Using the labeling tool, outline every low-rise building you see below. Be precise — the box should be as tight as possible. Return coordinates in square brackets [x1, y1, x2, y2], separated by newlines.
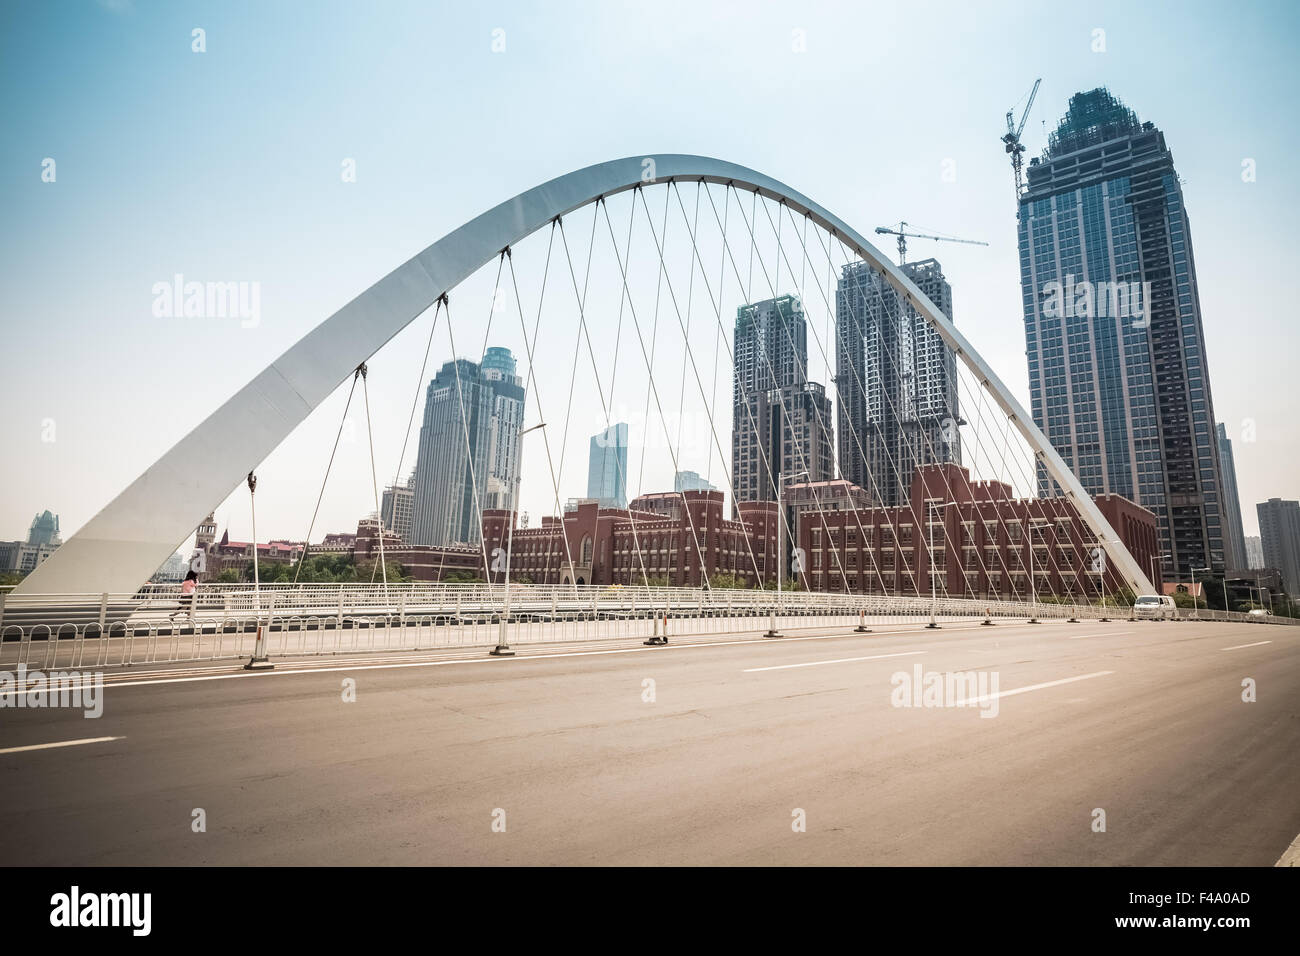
[0, 510, 64, 577]
[793, 463, 1161, 600]
[481, 491, 779, 588]
[201, 530, 307, 579]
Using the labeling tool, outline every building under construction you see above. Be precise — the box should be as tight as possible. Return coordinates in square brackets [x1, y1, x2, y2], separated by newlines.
[835, 258, 961, 509]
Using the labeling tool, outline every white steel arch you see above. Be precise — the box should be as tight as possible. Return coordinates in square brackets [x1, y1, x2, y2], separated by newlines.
[17, 155, 1156, 596]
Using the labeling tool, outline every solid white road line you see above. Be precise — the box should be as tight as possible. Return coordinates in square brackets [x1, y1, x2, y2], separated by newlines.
[1222, 641, 1272, 650]
[742, 651, 926, 673]
[0, 736, 122, 756]
[962, 670, 1114, 706]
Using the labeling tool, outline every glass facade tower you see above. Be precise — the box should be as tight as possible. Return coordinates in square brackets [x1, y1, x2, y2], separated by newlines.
[410, 351, 525, 547]
[587, 423, 628, 509]
[1019, 88, 1227, 576]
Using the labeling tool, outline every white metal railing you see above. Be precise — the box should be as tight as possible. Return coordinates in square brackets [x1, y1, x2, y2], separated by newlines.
[1, 582, 1294, 670]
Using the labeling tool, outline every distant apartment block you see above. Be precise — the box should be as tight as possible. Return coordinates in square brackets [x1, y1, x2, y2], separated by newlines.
[1244, 535, 1264, 570]
[1256, 498, 1300, 594]
[381, 479, 415, 543]
[1215, 423, 1248, 569]
[732, 295, 834, 505]
[836, 258, 960, 508]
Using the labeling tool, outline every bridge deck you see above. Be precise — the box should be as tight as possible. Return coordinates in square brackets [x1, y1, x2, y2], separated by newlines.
[1, 618, 1295, 866]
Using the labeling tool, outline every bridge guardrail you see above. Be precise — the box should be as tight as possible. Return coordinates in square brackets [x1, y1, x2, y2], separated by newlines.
[1, 583, 1293, 669]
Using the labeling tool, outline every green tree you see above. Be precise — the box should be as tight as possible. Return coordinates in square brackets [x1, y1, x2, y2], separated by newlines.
[234, 553, 412, 584]
[706, 572, 748, 590]
[443, 570, 484, 583]
[1102, 587, 1136, 608]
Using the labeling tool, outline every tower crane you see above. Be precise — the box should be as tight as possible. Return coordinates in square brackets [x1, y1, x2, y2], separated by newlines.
[1003, 78, 1042, 202]
[874, 222, 989, 264]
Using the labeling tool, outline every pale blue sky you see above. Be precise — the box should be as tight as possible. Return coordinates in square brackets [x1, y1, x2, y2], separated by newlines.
[2, 0, 1297, 550]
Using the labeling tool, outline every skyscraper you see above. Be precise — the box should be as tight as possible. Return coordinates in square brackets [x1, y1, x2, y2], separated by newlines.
[835, 258, 960, 507]
[0, 510, 63, 576]
[587, 423, 628, 508]
[1216, 423, 1248, 569]
[27, 510, 61, 547]
[674, 470, 717, 493]
[1019, 88, 1227, 576]
[732, 295, 833, 504]
[381, 479, 415, 543]
[1256, 498, 1300, 595]
[410, 351, 525, 547]
[480, 347, 526, 513]
[1244, 535, 1264, 570]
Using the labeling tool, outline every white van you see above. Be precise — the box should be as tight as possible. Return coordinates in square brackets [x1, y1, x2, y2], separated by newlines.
[1133, 594, 1176, 620]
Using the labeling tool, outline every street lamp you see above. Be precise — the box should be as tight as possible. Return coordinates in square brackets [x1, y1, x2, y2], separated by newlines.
[1261, 582, 1274, 615]
[1247, 583, 1263, 613]
[1189, 566, 1210, 620]
[765, 468, 808, 639]
[491, 422, 546, 658]
[244, 470, 273, 671]
[1148, 553, 1163, 594]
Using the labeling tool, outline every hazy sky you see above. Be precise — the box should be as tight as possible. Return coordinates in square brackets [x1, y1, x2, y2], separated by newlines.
[2, 0, 1297, 554]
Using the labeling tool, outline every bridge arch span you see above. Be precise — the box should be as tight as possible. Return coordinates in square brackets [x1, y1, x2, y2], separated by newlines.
[16, 155, 1155, 596]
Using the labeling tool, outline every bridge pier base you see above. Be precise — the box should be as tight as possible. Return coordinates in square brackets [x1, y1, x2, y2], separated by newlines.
[244, 625, 274, 671]
[644, 612, 668, 646]
[763, 607, 782, 639]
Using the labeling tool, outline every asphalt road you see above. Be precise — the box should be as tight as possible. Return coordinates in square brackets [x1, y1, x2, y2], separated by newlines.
[1, 619, 1296, 865]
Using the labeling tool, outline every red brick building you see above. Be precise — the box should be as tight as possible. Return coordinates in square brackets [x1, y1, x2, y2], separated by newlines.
[353, 519, 483, 581]
[794, 462, 1161, 600]
[199, 530, 306, 579]
[480, 490, 779, 587]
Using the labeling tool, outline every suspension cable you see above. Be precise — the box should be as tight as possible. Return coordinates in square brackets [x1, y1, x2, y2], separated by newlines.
[293, 371, 361, 584]
[369, 295, 443, 585]
[556, 203, 653, 587]
[444, 293, 493, 582]
[602, 189, 712, 588]
[505, 225, 581, 588]
[358, 363, 389, 600]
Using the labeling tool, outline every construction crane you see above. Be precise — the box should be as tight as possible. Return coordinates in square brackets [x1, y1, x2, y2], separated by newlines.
[874, 222, 989, 264]
[1003, 78, 1042, 201]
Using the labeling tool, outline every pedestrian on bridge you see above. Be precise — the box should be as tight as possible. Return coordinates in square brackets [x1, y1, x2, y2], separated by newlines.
[170, 570, 199, 624]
